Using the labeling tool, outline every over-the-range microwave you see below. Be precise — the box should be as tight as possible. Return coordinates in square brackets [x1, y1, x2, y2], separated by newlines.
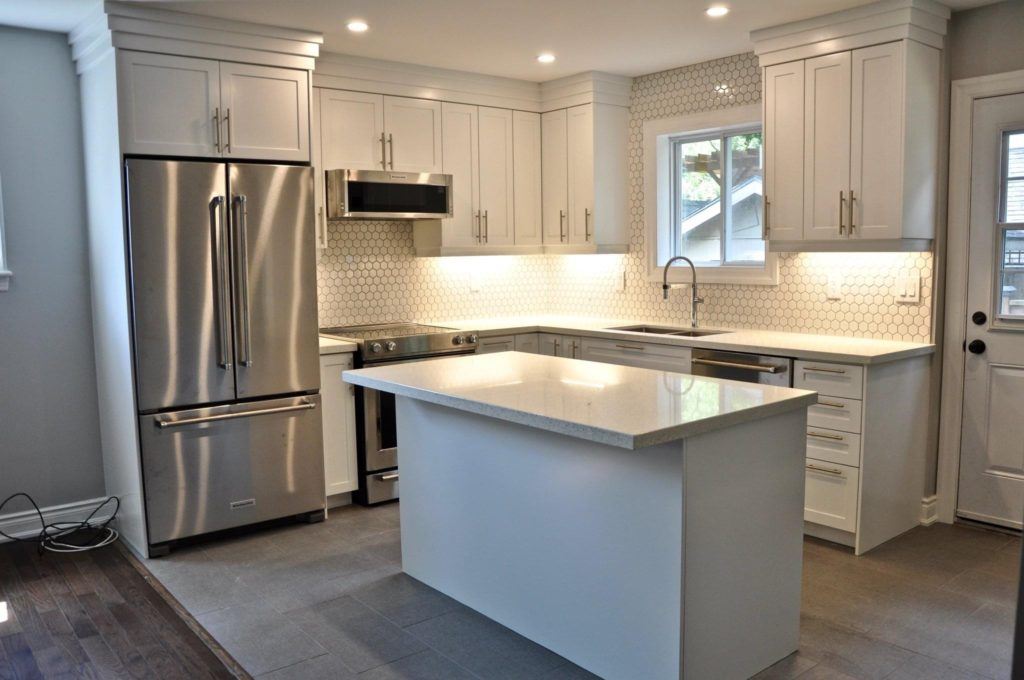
[325, 169, 453, 220]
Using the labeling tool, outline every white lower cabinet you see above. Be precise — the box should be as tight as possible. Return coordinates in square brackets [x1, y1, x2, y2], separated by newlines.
[514, 333, 539, 353]
[804, 461, 859, 533]
[320, 352, 358, 498]
[579, 337, 691, 373]
[539, 333, 582, 359]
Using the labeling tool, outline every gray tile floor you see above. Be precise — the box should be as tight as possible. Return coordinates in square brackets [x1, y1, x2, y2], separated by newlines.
[141, 504, 1020, 679]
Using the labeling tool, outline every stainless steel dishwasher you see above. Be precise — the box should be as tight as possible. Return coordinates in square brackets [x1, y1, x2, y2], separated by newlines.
[690, 348, 793, 386]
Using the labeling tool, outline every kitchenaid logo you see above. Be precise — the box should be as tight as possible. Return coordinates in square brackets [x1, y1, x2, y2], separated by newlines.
[230, 498, 256, 510]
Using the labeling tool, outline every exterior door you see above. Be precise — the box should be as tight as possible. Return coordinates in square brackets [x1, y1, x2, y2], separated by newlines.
[383, 96, 443, 173]
[219, 63, 309, 162]
[957, 92, 1024, 529]
[478, 107, 515, 246]
[228, 164, 320, 399]
[126, 159, 235, 412]
[803, 52, 851, 241]
[441, 102, 480, 246]
[321, 89, 385, 171]
[763, 60, 805, 242]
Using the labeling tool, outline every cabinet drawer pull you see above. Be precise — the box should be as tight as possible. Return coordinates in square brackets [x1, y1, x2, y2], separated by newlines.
[692, 357, 782, 373]
[376, 473, 399, 482]
[482, 341, 509, 346]
[816, 399, 847, 409]
[804, 366, 846, 374]
[808, 431, 845, 441]
[615, 344, 645, 351]
[806, 463, 845, 477]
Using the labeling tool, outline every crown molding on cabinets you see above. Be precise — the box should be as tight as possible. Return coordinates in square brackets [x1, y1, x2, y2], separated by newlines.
[313, 53, 632, 113]
[69, 1, 323, 74]
[750, 0, 950, 67]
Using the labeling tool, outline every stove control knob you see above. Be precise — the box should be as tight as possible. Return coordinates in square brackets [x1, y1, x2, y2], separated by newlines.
[369, 342, 383, 353]
[452, 335, 465, 345]
[467, 334, 479, 344]
[385, 341, 397, 352]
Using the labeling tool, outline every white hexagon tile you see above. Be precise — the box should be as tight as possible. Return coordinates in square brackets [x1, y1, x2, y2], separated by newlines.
[317, 52, 933, 343]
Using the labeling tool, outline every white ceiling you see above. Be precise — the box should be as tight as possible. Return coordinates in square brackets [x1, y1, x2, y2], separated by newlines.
[0, 0, 1002, 81]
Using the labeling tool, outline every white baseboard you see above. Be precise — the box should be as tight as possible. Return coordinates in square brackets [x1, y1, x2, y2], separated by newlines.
[920, 495, 939, 526]
[0, 496, 116, 543]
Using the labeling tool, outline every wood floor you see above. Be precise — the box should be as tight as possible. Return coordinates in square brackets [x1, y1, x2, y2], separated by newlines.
[0, 540, 236, 679]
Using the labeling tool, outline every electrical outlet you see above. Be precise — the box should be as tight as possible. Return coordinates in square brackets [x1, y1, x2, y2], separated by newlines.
[827, 272, 843, 300]
[895, 274, 920, 303]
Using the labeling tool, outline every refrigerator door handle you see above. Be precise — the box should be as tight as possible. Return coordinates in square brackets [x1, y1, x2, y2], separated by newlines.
[232, 194, 253, 367]
[211, 195, 232, 369]
[155, 399, 317, 429]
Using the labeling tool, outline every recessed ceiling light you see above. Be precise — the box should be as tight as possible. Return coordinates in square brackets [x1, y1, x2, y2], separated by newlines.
[537, 53, 556, 64]
[347, 20, 369, 33]
[705, 6, 729, 17]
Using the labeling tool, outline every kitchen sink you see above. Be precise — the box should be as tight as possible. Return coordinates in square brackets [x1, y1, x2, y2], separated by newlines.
[608, 325, 729, 337]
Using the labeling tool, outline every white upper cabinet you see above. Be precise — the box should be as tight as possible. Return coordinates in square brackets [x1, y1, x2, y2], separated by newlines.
[383, 96, 443, 173]
[567, 104, 595, 245]
[541, 109, 569, 245]
[803, 52, 852, 242]
[763, 61, 804, 242]
[440, 102, 480, 247]
[320, 90, 385, 171]
[117, 52, 221, 157]
[219, 62, 309, 162]
[117, 51, 310, 162]
[478, 107, 515, 246]
[513, 111, 542, 246]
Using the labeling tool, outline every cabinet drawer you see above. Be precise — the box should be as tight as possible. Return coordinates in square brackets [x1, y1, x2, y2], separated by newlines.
[806, 428, 862, 467]
[807, 395, 862, 434]
[795, 361, 864, 399]
[805, 460, 859, 533]
[477, 335, 515, 354]
[580, 337, 691, 373]
[514, 333, 539, 353]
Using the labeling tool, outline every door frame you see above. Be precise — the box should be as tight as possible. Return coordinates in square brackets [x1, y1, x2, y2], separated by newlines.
[937, 68, 1024, 524]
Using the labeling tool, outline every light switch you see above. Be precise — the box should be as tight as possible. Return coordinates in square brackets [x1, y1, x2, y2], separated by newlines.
[895, 275, 920, 304]
[827, 272, 843, 300]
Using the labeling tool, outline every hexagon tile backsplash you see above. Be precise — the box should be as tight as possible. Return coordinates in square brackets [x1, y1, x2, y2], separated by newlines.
[316, 52, 934, 344]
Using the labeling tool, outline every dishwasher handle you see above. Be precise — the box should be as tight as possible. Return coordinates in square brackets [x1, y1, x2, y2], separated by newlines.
[691, 357, 783, 374]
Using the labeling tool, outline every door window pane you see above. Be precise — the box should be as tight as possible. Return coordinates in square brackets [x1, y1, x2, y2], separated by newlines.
[1000, 229, 1024, 318]
[725, 133, 765, 263]
[676, 137, 722, 264]
[1002, 131, 1024, 223]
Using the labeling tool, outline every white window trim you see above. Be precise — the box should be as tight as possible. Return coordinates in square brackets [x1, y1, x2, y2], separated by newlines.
[0, 176, 9, 291]
[643, 103, 778, 286]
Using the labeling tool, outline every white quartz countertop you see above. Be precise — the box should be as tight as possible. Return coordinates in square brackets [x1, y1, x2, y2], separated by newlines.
[432, 316, 934, 365]
[343, 352, 817, 450]
[319, 335, 358, 355]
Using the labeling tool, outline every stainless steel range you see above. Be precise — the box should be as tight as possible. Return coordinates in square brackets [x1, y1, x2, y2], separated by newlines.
[320, 323, 479, 504]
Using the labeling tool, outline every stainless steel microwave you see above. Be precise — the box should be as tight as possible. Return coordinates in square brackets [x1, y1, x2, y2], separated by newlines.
[325, 169, 453, 220]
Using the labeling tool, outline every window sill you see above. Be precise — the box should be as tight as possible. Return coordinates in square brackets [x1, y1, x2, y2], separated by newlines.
[0, 270, 10, 291]
[649, 260, 778, 286]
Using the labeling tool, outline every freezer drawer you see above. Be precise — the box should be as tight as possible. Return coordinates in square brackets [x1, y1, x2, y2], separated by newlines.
[139, 395, 325, 545]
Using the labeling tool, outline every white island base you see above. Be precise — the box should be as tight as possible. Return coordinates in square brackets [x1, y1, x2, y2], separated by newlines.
[396, 397, 806, 680]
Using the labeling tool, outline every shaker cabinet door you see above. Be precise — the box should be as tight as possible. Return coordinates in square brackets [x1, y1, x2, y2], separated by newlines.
[219, 63, 310, 162]
[478, 107, 515, 246]
[441, 102, 481, 246]
[384, 96, 443, 173]
[803, 52, 852, 241]
[321, 89, 385, 171]
[763, 61, 805, 242]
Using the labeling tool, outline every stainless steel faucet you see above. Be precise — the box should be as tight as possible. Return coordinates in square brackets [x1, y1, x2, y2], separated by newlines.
[662, 256, 704, 328]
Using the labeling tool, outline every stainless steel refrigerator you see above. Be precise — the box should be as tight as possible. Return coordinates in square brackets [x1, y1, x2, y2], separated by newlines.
[125, 159, 325, 554]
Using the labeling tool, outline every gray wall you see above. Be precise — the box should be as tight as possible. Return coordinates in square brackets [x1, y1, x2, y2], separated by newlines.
[949, 0, 1024, 81]
[0, 26, 104, 510]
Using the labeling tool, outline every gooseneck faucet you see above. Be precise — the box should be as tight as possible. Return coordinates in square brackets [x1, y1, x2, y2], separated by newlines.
[662, 256, 704, 328]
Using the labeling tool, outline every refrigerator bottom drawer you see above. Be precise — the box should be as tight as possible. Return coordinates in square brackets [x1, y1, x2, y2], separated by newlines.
[139, 395, 326, 545]
[364, 470, 400, 504]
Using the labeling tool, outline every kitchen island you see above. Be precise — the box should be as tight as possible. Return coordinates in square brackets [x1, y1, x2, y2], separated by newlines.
[344, 352, 818, 680]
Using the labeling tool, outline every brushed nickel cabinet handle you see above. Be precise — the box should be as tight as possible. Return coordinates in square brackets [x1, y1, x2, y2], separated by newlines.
[379, 133, 387, 168]
[806, 463, 845, 477]
[838, 190, 845, 235]
[816, 399, 847, 409]
[849, 189, 856, 234]
[559, 209, 566, 242]
[377, 473, 399, 482]
[213, 107, 221, 153]
[804, 366, 847, 375]
[483, 210, 489, 243]
[692, 357, 781, 373]
[584, 208, 592, 241]
[807, 431, 845, 441]
[615, 343, 646, 351]
[224, 108, 232, 153]
[387, 133, 394, 169]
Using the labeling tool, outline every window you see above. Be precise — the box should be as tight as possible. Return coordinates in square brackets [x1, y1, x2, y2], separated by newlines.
[998, 131, 1024, 319]
[643, 104, 777, 285]
[671, 129, 764, 266]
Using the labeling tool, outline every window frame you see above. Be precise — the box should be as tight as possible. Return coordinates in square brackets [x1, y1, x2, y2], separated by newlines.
[995, 128, 1024, 324]
[0, 176, 9, 291]
[643, 104, 778, 286]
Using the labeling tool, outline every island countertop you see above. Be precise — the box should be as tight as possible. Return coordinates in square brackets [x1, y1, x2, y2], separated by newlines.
[343, 352, 817, 449]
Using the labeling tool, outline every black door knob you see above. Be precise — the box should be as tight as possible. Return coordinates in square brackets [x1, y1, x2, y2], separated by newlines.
[972, 311, 987, 325]
[968, 339, 986, 354]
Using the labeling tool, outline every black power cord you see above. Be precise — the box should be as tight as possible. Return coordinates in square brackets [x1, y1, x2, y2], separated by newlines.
[0, 493, 120, 553]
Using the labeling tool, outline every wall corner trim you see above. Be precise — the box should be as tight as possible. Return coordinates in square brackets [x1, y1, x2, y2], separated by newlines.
[920, 495, 939, 525]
